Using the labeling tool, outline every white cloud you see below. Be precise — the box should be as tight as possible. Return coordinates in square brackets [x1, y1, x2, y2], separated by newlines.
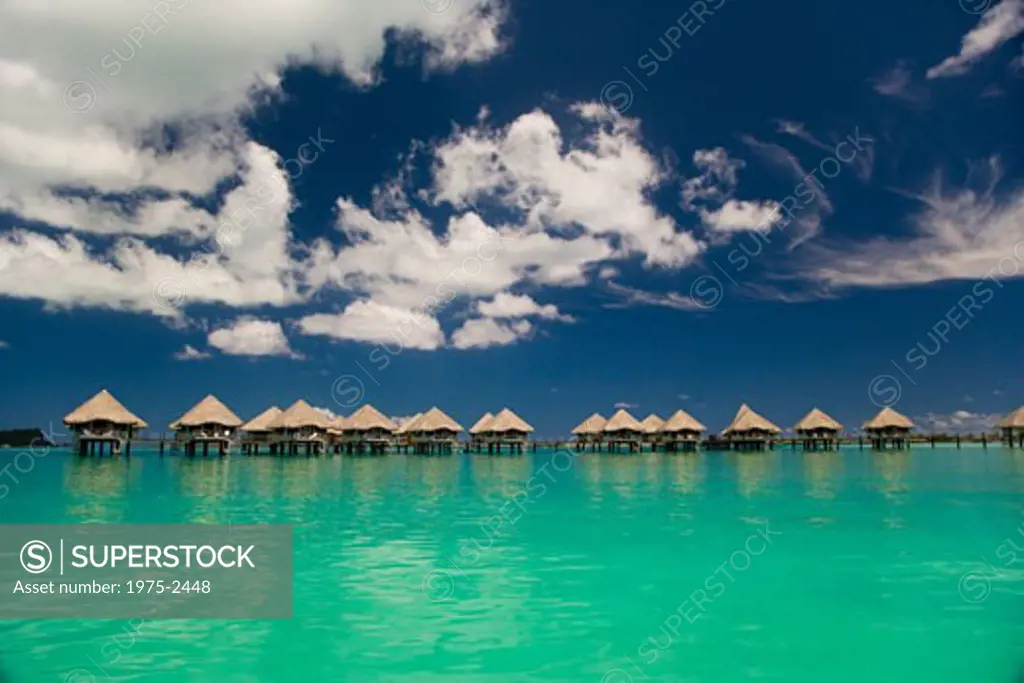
[701, 199, 780, 233]
[297, 300, 445, 351]
[927, 0, 1024, 78]
[476, 292, 573, 321]
[681, 147, 745, 206]
[0, 0, 508, 324]
[430, 103, 703, 268]
[0, 141, 300, 315]
[0, 0, 506, 193]
[614, 401, 637, 409]
[680, 147, 783, 235]
[172, 344, 210, 360]
[207, 317, 297, 357]
[0, 340, 8, 349]
[809, 157, 1024, 288]
[451, 317, 533, 349]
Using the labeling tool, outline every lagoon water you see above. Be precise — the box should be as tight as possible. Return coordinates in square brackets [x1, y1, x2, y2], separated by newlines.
[0, 445, 1022, 682]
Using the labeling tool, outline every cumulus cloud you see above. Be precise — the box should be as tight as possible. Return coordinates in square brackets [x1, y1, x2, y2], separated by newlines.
[207, 317, 297, 358]
[0, 0, 508, 321]
[475, 292, 573, 321]
[680, 147, 782, 235]
[701, 199, 780, 233]
[0, 141, 300, 315]
[297, 300, 445, 351]
[927, 0, 1024, 78]
[430, 103, 703, 268]
[451, 317, 533, 349]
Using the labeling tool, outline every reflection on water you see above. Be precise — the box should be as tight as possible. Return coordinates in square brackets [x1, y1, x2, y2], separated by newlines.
[667, 453, 704, 494]
[803, 452, 842, 500]
[62, 458, 137, 523]
[730, 452, 778, 497]
[3, 446, 1024, 683]
[871, 451, 912, 499]
[469, 453, 531, 500]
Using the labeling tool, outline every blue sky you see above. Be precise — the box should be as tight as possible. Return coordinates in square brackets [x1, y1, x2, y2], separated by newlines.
[0, 0, 1021, 438]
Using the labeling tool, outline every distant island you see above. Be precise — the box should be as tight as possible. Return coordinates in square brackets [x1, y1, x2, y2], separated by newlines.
[0, 428, 57, 449]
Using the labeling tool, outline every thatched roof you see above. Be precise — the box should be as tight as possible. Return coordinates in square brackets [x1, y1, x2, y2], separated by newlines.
[793, 407, 842, 433]
[723, 403, 781, 435]
[241, 407, 282, 432]
[604, 409, 644, 432]
[411, 407, 462, 432]
[395, 413, 422, 434]
[346, 404, 398, 432]
[998, 406, 1024, 428]
[571, 413, 606, 435]
[863, 407, 914, 430]
[267, 400, 332, 430]
[489, 408, 534, 433]
[469, 412, 495, 434]
[64, 389, 148, 428]
[174, 395, 242, 428]
[640, 414, 665, 433]
[661, 409, 706, 433]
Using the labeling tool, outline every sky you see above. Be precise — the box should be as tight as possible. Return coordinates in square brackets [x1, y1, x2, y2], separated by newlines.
[0, 0, 1022, 438]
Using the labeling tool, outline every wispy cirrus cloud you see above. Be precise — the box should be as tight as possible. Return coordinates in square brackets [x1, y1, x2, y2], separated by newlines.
[927, 0, 1024, 78]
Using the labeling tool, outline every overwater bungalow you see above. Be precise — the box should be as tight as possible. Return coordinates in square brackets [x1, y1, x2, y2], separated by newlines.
[571, 413, 607, 451]
[239, 406, 282, 455]
[267, 400, 332, 456]
[328, 414, 349, 453]
[722, 404, 781, 451]
[339, 404, 397, 455]
[863, 406, 914, 450]
[171, 395, 242, 457]
[393, 412, 422, 453]
[660, 409, 706, 452]
[407, 407, 463, 454]
[640, 414, 665, 451]
[603, 409, 645, 453]
[999, 406, 1024, 447]
[469, 412, 495, 452]
[63, 389, 147, 457]
[481, 408, 534, 454]
[793, 408, 843, 451]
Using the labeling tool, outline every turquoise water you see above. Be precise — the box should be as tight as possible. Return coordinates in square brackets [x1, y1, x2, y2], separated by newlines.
[1, 445, 1023, 682]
